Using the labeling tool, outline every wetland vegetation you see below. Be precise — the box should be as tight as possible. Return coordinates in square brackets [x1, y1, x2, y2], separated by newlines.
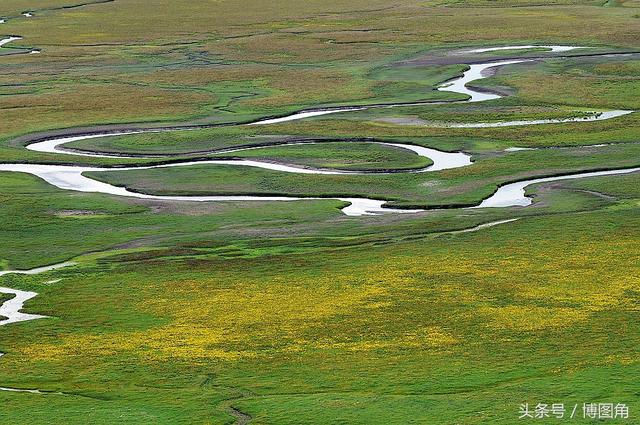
[1, 0, 639, 423]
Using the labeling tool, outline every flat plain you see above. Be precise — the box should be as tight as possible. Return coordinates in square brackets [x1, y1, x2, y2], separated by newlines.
[1, 0, 639, 423]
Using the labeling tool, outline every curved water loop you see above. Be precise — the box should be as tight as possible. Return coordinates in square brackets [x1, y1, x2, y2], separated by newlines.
[466, 45, 586, 54]
[0, 35, 40, 55]
[476, 167, 640, 208]
[438, 59, 529, 102]
[430, 110, 633, 128]
[0, 36, 22, 47]
[27, 136, 472, 173]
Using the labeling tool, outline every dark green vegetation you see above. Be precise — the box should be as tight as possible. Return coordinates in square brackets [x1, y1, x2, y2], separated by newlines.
[1, 0, 640, 424]
[0, 293, 13, 321]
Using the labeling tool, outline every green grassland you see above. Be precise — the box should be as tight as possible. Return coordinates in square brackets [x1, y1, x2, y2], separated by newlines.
[1, 0, 640, 423]
[1, 0, 640, 140]
[0, 173, 639, 424]
[60, 138, 433, 171]
[210, 142, 433, 171]
[0, 294, 12, 304]
[16, 55, 638, 169]
[564, 172, 640, 198]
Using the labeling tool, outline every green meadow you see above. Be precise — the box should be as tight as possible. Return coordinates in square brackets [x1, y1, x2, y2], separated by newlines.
[1, 0, 640, 423]
[1, 172, 639, 424]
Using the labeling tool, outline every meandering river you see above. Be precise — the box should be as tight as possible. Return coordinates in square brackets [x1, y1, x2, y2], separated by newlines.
[2, 13, 640, 404]
[1, 30, 639, 376]
[1, 44, 632, 216]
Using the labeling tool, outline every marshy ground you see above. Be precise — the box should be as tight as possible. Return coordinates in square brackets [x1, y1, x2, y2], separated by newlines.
[1, 0, 640, 423]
